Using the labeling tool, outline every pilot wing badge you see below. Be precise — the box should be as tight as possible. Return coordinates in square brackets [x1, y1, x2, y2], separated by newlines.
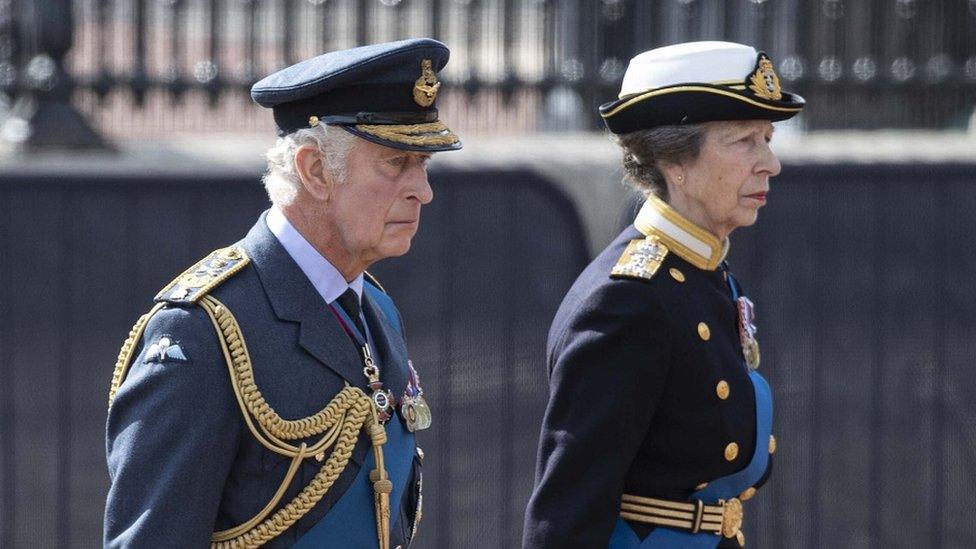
[144, 336, 189, 364]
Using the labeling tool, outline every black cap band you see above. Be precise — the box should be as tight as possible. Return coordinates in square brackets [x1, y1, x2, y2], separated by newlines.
[321, 110, 440, 126]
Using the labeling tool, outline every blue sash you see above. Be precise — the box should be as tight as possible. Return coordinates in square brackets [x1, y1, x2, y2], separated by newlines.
[609, 371, 773, 549]
[292, 416, 415, 548]
[364, 283, 403, 335]
[293, 281, 414, 547]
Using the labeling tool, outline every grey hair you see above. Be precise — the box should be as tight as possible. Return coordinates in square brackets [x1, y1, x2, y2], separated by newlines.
[616, 124, 707, 201]
[261, 124, 358, 206]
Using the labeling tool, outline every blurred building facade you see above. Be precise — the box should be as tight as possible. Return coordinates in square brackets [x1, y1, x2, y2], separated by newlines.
[0, 0, 974, 145]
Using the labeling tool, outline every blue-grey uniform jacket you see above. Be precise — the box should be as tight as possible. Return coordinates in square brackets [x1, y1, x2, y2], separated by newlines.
[104, 213, 422, 548]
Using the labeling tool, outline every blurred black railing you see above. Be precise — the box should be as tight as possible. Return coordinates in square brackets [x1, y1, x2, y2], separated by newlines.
[0, 0, 974, 145]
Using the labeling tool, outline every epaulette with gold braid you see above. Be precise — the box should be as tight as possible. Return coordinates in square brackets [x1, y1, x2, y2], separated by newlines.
[610, 235, 669, 281]
[155, 245, 250, 303]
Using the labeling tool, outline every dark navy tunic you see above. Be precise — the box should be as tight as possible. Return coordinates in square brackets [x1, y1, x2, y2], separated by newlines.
[523, 198, 773, 549]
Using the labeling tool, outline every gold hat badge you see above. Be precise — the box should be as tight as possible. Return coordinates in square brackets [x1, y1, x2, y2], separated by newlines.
[748, 54, 783, 101]
[413, 59, 441, 107]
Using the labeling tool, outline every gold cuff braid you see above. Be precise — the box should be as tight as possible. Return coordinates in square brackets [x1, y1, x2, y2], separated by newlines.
[108, 296, 390, 549]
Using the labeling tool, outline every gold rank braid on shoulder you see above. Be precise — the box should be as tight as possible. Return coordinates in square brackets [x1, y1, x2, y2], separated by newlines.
[155, 245, 251, 304]
[355, 121, 459, 147]
[610, 235, 670, 281]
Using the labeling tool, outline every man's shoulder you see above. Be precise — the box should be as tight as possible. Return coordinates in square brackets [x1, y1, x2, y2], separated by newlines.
[154, 245, 252, 305]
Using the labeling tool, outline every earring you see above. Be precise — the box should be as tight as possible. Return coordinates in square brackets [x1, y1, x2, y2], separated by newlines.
[676, 174, 684, 182]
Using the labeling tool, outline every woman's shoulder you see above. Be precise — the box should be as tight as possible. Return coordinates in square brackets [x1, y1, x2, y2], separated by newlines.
[546, 226, 683, 369]
[568, 226, 680, 305]
[549, 227, 683, 337]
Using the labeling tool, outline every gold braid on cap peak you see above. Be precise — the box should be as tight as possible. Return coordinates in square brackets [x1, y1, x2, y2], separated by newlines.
[356, 121, 459, 147]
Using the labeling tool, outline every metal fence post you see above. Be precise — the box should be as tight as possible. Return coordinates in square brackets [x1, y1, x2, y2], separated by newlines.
[3, 0, 110, 151]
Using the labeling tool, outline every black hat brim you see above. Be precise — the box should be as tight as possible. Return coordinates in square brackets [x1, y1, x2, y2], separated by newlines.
[600, 84, 805, 134]
[339, 123, 463, 153]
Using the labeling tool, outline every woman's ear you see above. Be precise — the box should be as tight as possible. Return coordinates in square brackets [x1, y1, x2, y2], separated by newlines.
[659, 162, 686, 187]
[295, 145, 332, 201]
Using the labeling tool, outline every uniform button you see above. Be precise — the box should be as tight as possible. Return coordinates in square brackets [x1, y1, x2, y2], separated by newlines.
[716, 380, 730, 400]
[739, 487, 757, 501]
[769, 435, 777, 454]
[695, 482, 708, 490]
[698, 322, 711, 341]
[416, 447, 425, 460]
[669, 268, 685, 282]
[724, 442, 739, 461]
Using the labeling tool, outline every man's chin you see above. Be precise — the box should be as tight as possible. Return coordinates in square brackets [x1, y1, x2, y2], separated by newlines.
[377, 238, 414, 260]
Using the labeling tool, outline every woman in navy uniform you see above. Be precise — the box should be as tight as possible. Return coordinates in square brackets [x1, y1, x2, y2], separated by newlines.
[523, 42, 805, 548]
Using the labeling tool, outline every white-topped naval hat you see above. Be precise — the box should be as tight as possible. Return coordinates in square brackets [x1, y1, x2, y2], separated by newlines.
[600, 41, 805, 134]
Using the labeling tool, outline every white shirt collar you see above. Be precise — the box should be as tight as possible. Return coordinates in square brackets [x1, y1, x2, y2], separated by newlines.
[266, 206, 363, 304]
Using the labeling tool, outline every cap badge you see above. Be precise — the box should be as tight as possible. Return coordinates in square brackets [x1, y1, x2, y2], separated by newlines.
[748, 54, 782, 101]
[413, 59, 441, 107]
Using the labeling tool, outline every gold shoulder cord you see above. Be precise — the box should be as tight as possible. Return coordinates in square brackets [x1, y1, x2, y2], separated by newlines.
[108, 302, 167, 406]
[108, 264, 392, 549]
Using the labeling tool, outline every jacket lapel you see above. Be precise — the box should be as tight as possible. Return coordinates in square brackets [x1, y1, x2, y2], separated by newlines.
[240, 212, 366, 388]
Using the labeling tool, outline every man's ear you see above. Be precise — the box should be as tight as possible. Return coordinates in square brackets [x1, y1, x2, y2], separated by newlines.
[295, 145, 332, 201]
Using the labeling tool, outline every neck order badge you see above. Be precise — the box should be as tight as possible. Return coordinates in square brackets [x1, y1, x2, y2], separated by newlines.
[330, 291, 396, 423]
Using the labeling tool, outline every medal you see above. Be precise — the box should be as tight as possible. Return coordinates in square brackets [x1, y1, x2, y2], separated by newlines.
[402, 395, 432, 432]
[401, 359, 432, 432]
[362, 345, 394, 422]
[736, 296, 761, 370]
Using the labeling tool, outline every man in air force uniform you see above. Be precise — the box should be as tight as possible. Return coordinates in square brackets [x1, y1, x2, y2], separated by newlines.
[105, 38, 460, 548]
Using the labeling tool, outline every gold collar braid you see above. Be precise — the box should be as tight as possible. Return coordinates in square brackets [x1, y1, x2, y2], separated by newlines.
[633, 196, 729, 271]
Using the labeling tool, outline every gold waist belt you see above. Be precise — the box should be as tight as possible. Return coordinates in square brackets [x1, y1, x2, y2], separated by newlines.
[619, 493, 745, 541]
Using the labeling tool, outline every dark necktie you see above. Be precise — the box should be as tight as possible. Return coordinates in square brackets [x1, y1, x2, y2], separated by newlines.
[336, 288, 367, 338]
